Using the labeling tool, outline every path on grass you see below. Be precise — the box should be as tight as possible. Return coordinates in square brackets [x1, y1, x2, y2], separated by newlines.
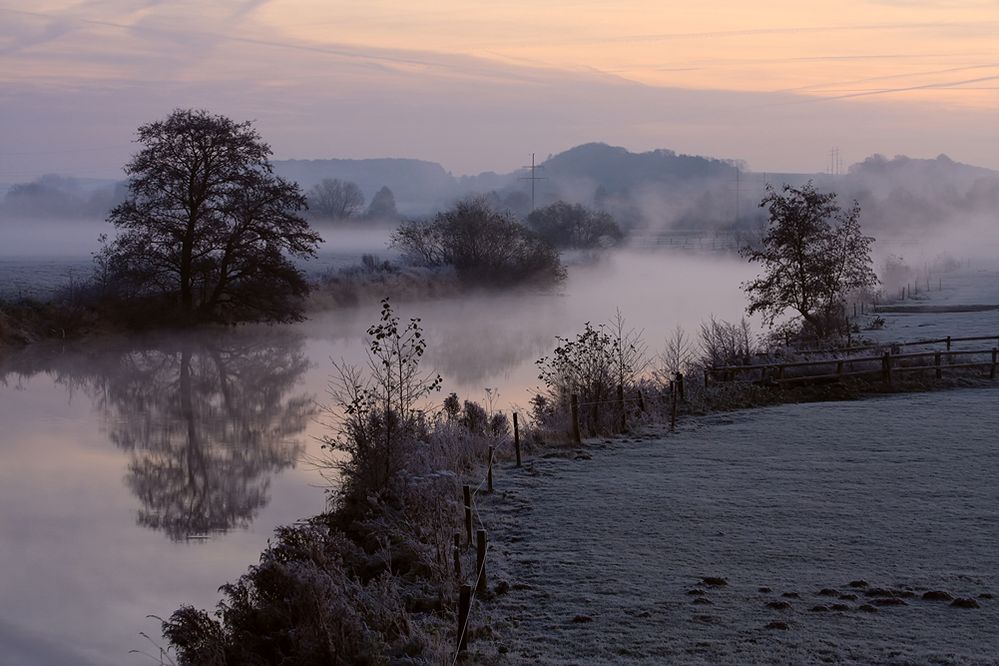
[483, 389, 999, 665]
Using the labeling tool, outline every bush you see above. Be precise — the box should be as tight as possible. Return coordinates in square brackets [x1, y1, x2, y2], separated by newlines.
[526, 201, 623, 249]
[698, 316, 756, 368]
[392, 197, 565, 286]
[162, 303, 517, 664]
[534, 314, 647, 436]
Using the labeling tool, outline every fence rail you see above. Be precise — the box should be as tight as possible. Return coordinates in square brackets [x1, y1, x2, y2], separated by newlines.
[784, 334, 999, 357]
[706, 337, 999, 387]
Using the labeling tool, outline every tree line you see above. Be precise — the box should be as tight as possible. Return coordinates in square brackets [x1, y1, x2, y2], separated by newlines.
[41, 108, 876, 348]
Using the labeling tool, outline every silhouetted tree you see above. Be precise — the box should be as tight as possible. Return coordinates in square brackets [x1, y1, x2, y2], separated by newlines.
[391, 197, 565, 285]
[527, 200, 623, 248]
[101, 109, 321, 323]
[741, 182, 877, 339]
[365, 185, 398, 220]
[308, 178, 365, 220]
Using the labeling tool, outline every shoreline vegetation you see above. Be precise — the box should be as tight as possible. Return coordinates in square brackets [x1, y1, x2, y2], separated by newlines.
[155, 299, 997, 664]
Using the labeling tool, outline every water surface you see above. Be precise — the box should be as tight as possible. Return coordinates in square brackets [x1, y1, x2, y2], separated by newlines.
[0, 248, 754, 664]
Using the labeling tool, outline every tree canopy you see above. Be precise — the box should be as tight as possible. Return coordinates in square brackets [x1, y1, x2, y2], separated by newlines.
[527, 200, 623, 249]
[742, 182, 877, 339]
[391, 197, 565, 285]
[365, 185, 399, 221]
[100, 109, 321, 323]
[308, 178, 365, 220]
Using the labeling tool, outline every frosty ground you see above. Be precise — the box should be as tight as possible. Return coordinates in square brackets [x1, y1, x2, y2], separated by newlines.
[478, 268, 999, 665]
[482, 391, 998, 664]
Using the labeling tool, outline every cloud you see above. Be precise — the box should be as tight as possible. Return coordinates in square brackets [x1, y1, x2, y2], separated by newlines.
[1, 1, 997, 179]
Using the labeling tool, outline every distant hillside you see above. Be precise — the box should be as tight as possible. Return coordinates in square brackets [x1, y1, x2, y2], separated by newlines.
[7, 148, 997, 234]
[846, 154, 996, 193]
[272, 144, 743, 216]
[540, 143, 737, 190]
[839, 154, 999, 233]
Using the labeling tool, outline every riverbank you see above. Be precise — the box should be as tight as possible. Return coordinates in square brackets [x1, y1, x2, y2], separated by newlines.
[452, 265, 999, 662]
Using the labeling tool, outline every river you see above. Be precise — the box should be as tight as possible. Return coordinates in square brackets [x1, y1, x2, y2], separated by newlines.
[0, 241, 755, 665]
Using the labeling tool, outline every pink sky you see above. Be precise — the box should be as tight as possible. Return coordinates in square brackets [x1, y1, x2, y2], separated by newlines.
[1, 0, 998, 180]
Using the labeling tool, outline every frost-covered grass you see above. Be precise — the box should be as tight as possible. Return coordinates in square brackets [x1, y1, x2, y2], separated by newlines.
[861, 267, 999, 345]
[479, 389, 999, 665]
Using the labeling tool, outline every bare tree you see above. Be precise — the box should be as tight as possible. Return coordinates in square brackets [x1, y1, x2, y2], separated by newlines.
[656, 325, 694, 381]
[322, 298, 442, 498]
[308, 178, 365, 220]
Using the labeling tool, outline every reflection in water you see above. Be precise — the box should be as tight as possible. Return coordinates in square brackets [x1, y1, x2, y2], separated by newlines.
[1, 329, 314, 540]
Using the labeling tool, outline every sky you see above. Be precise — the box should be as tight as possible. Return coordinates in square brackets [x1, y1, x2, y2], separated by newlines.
[1, 0, 998, 180]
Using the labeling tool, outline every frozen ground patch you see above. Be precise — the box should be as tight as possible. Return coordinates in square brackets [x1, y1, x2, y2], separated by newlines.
[863, 268, 999, 344]
[482, 389, 999, 664]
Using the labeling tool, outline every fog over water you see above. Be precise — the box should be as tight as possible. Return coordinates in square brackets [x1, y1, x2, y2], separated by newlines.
[0, 240, 757, 665]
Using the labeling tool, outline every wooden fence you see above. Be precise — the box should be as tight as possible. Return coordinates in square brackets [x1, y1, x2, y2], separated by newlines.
[706, 337, 999, 388]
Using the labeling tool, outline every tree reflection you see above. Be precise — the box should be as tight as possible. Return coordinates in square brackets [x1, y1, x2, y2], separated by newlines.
[2, 328, 313, 540]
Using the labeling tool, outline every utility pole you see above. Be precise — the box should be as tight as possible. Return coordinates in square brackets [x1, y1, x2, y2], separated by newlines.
[520, 152, 546, 211]
[735, 166, 740, 223]
[828, 147, 843, 176]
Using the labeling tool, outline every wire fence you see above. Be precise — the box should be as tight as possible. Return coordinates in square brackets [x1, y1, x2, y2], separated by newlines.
[449, 428, 513, 664]
[446, 377, 684, 662]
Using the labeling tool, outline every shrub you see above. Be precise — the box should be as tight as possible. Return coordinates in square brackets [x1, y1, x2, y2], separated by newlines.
[535, 314, 647, 435]
[526, 201, 623, 249]
[163, 302, 521, 665]
[392, 197, 565, 286]
[698, 316, 756, 369]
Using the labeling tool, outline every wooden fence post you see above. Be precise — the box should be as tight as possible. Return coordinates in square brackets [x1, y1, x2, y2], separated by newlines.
[935, 351, 942, 379]
[946, 336, 952, 351]
[457, 584, 471, 653]
[617, 384, 626, 433]
[453, 533, 461, 578]
[513, 413, 521, 467]
[670, 387, 678, 431]
[836, 360, 844, 378]
[475, 530, 487, 595]
[487, 446, 494, 493]
[570, 394, 581, 444]
[883, 352, 893, 387]
[991, 348, 997, 380]
[462, 485, 472, 545]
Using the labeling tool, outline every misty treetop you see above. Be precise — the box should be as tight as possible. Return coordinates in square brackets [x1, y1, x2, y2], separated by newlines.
[391, 196, 565, 286]
[742, 181, 877, 339]
[98, 108, 322, 324]
[527, 200, 623, 249]
[307, 178, 365, 221]
[365, 185, 399, 221]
